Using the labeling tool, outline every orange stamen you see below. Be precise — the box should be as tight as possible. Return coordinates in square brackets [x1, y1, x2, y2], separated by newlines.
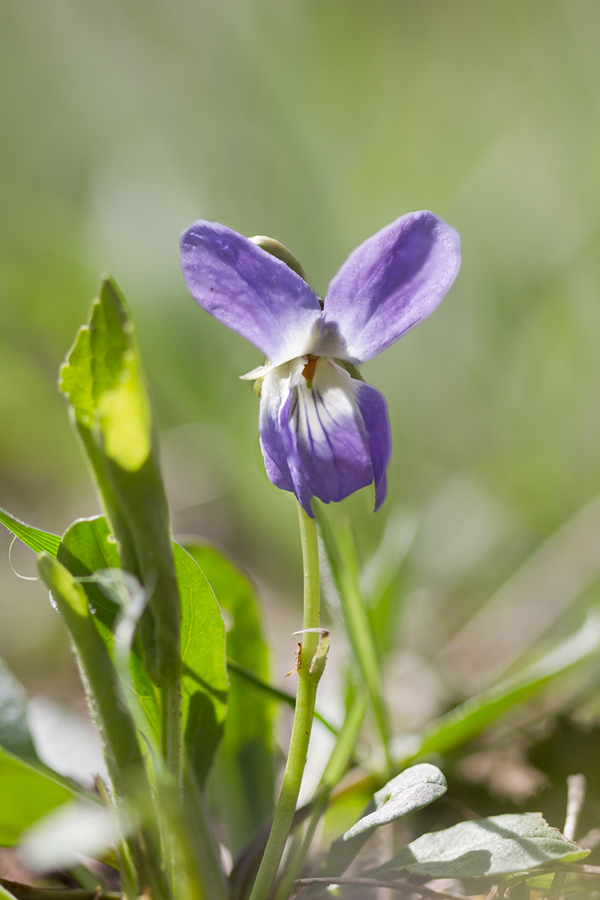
[302, 356, 319, 382]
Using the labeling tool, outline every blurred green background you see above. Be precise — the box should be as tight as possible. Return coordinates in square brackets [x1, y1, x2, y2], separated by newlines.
[2, 0, 600, 728]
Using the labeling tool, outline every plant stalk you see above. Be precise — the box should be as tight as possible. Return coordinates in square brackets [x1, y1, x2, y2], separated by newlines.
[248, 501, 323, 900]
[275, 690, 368, 900]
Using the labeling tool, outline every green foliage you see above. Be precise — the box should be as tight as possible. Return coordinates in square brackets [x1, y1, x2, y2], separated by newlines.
[36, 554, 150, 799]
[58, 517, 121, 629]
[369, 813, 589, 879]
[56, 517, 229, 788]
[60, 277, 180, 689]
[0, 750, 74, 847]
[325, 764, 447, 879]
[36, 553, 169, 900]
[175, 544, 229, 788]
[60, 278, 151, 472]
[343, 764, 447, 840]
[184, 543, 275, 851]
[3, 234, 600, 900]
[0, 658, 94, 848]
[0, 658, 40, 764]
[0, 507, 60, 557]
[58, 516, 161, 752]
[314, 505, 390, 767]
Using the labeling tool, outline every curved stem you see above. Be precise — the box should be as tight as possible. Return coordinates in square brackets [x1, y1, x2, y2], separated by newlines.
[248, 502, 322, 900]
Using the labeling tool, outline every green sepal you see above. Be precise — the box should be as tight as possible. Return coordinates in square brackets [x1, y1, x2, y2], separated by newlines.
[249, 235, 309, 284]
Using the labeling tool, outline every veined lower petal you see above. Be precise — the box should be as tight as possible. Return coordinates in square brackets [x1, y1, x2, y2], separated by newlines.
[287, 359, 374, 511]
[258, 359, 305, 497]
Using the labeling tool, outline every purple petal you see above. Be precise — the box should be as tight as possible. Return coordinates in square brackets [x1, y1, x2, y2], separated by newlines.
[352, 381, 391, 511]
[287, 361, 373, 508]
[259, 366, 298, 496]
[318, 211, 461, 363]
[259, 362, 314, 514]
[180, 221, 323, 366]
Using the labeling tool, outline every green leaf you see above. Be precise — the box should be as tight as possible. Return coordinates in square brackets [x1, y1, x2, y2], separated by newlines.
[343, 764, 447, 840]
[58, 516, 121, 630]
[397, 612, 600, 765]
[0, 658, 39, 764]
[0, 507, 60, 557]
[0, 657, 89, 801]
[0, 748, 73, 846]
[60, 276, 180, 688]
[314, 505, 391, 766]
[369, 812, 589, 879]
[183, 542, 274, 850]
[324, 761, 445, 878]
[60, 278, 151, 471]
[175, 544, 229, 789]
[58, 516, 160, 749]
[36, 554, 150, 797]
[36, 554, 169, 900]
[59, 286, 140, 577]
[56, 518, 231, 786]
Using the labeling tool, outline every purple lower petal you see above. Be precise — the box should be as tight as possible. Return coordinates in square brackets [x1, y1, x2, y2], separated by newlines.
[287, 361, 373, 506]
[259, 362, 314, 515]
[258, 359, 386, 515]
[181, 221, 322, 366]
[259, 366, 297, 495]
[318, 211, 461, 363]
[352, 381, 391, 511]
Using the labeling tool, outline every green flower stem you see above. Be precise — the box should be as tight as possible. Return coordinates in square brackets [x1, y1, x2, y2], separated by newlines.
[248, 502, 323, 900]
[274, 690, 368, 900]
[227, 657, 339, 734]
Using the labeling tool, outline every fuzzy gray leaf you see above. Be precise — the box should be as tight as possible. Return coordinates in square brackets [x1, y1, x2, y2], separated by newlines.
[343, 764, 447, 840]
[369, 812, 589, 879]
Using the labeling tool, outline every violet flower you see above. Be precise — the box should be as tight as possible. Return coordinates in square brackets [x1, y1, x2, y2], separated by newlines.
[180, 212, 460, 516]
